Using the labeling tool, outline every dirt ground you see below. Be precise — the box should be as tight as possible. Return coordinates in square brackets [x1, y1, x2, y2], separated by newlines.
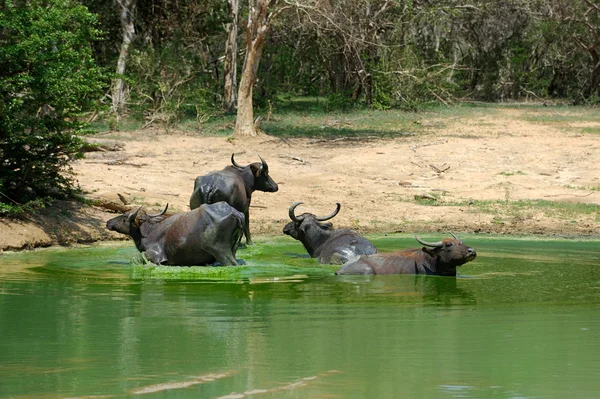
[1, 107, 599, 251]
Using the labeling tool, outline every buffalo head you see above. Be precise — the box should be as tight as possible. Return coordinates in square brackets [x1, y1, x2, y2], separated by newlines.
[106, 204, 169, 236]
[283, 201, 341, 239]
[231, 153, 278, 193]
[415, 233, 477, 268]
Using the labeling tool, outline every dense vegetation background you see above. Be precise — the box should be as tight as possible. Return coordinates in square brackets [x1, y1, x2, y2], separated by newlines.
[1, 0, 600, 211]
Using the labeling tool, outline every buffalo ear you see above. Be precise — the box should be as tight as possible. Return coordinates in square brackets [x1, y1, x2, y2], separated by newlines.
[422, 246, 435, 256]
[128, 206, 142, 226]
[298, 221, 311, 234]
[250, 163, 261, 177]
[321, 222, 333, 230]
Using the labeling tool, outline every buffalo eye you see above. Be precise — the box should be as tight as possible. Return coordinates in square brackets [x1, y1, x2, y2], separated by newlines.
[445, 242, 453, 247]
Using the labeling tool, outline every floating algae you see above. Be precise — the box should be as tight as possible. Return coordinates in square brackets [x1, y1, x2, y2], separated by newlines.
[119, 237, 345, 281]
[128, 253, 336, 281]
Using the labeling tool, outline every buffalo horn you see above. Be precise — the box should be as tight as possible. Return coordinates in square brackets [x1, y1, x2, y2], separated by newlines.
[449, 232, 461, 242]
[315, 202, 341, 222]
[231, 153, 242, 168]
[258, 155, 268, 171]
[415, 235, 444, 248]
[289, 201, 305, 222]
[128, 206, 142, 222]
[148, 203, 169, 217]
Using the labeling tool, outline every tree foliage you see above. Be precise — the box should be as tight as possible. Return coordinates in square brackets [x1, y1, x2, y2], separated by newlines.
[0, 0, 105, 208]
[81, 0, 600, 117]
[121, 0, 229, 124]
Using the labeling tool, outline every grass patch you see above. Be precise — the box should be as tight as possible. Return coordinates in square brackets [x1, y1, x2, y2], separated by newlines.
[464, 199, 600, 221]
[413, 194, 441, 206]
[507, 105, 600, 135]
[258, 96, 508, 138]
[518, 106, 600, 125]
[86, 100, 600, 140]
[185, 113, 237, 136]
[89, 118, 145, 133]
[85, 98, 512, 139]
[565, 185, 600, 191]
[260, 107, 421, 139]
[580, 126, 600, 134]
[399, 196, 600, 222]
[428, 103, 502, 118]
[498, 171, 526, 176]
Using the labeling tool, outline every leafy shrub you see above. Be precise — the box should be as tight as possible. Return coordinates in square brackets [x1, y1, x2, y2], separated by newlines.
[0, 0, 105, 208]
[126, 43, 221, 126]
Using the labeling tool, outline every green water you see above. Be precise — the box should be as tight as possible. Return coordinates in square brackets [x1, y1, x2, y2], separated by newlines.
[1, 234, 599, 399]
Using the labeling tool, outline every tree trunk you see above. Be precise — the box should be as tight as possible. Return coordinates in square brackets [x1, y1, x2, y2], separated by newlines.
[590, 60, 600, 97]
[234, 0, 278, 137]
[223, 0, 239, 113]
[111, 0, 136, 118]
[236, 47, 258, 136]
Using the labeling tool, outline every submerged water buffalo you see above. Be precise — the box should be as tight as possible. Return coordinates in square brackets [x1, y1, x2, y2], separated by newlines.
[106, 202, 244, 266]
[189, 154, 278, 245]
[283, 202, 378, 264]
[335, 233, 476, 276]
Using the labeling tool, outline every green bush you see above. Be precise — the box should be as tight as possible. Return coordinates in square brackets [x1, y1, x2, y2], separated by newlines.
[0, 0, 106, 209]
[126, 43, 222, 126]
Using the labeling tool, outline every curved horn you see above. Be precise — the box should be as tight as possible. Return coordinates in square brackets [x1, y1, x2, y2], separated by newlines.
[148, 203, 169, 218]
[231, 153, 242, 168]
[128, 206, 142, 222]
[258, 154, 268, 171]
[288, 201, 305, 222]
[415, 235, 444, 248]
[315, 202, 341, 222]
[449, 232, 460, 240]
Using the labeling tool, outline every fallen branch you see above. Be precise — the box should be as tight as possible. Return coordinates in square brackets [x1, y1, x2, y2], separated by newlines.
[430, 163, 450, 173]
[308, 136, 379, 144]
[262, 137, 292, 147]
[543, 192, 594, 198]
[80, 142, 124, 152]
[414, 193, 437, 201]
[93, 199, 131, 213]
[117, 193, 130, 205]
[84, 160, 147, 168]
[281, 155, 309, 164]
[411, 138, 449, 152]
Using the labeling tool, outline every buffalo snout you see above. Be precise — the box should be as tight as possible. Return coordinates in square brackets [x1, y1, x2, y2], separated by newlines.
[106, 218, 119, 231]
[282, 221, 298, 238]
[262, 177, 279, 193]
[466, 247, 477, 260]
[106, 214, 131, 235]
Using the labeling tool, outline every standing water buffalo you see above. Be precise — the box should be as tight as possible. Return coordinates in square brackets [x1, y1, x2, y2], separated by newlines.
[106, 202, 244, 266]
[189, 154, 278, 245]
[283, 201, 378, 264]
[335, 233, 476, 276]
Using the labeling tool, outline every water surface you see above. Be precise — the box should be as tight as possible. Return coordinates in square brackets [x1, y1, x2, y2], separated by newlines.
[1, 235, 599, 398]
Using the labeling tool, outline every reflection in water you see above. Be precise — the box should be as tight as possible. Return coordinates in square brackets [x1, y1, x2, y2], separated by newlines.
[132, 371, 234, 394]
[214, 370, 341, 399]
[332, 274, 477, 307]
[0, 237, 599, 399]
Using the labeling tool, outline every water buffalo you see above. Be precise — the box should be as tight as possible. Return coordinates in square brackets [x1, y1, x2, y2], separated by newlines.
[283, 201, 378, 264]
[106, 202, 244, 266]
[335, 233, 476, 276]
[189, 154, 278, 245]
